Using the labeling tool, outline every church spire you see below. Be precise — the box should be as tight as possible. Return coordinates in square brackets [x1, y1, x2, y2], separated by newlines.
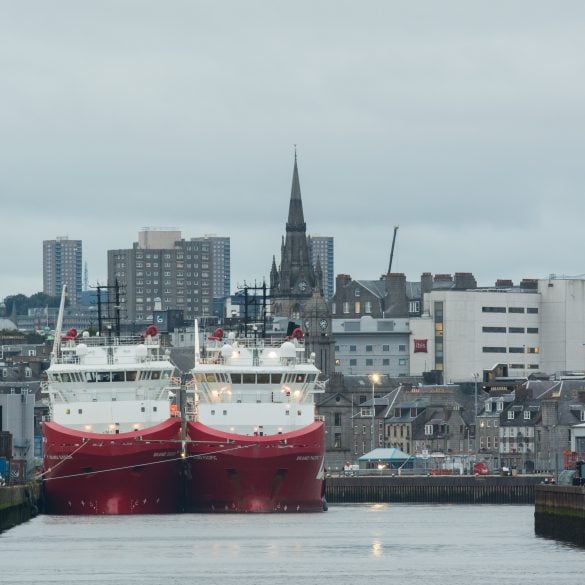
[287, 150, 306, 229]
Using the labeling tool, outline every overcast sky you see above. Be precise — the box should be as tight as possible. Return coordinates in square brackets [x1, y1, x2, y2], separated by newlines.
[2, 1, 585, 301]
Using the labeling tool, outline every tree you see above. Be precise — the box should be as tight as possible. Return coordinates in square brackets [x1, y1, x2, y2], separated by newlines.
[3, 292, 65, 316]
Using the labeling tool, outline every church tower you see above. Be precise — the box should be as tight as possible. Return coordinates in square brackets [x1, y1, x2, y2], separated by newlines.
[270, 152, 334, 376]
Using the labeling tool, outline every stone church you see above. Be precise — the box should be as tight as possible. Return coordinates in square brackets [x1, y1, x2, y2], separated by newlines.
[269, 154, 334, 377]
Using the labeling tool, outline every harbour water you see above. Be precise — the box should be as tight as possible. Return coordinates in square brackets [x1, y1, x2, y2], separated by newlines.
[1, 504, 585, 584]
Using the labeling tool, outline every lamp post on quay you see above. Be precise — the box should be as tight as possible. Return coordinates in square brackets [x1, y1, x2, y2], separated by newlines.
[369, 373, 380, 452]
[472, 372, 479, 452]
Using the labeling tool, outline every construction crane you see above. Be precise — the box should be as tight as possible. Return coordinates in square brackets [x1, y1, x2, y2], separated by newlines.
[387, 225, 399, 274]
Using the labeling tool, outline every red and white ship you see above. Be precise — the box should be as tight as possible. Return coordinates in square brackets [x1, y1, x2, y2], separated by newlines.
[185, 325, 326, 512]
[42, 288, 183, 515]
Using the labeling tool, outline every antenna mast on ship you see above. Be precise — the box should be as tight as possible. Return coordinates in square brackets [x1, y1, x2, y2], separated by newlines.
[238, 280, 267, 338]
[93, 280, 122, 337]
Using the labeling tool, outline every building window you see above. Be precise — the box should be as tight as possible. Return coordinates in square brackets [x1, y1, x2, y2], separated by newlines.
[343, 302, 350, 314]
[382, 345, 389, 352]
[349, 345, 357, 352]
[354, 289, 360, 297]
[366, 345, 373, 352]
[355, 302, 361, 313]
[507, 411, 515, 420]
[334, 413, 342, 426]
[399, 358, 407, 366]
[483, 347, 506, 353]
[527, 347, 539, 354]
[508, 307, 525, 314]
[333, 433, 342, 449]
[425, 424, 433, 436]
[364, 301, 372, 314]
[483, 326, 506, 333]
[382, 359, 390, 366]
[527, 307, 539, 314]
[527, 328, 539, 334]
[509, 327, 525, 333]
[482, 306, 506, 313]
[581, 410, 585, 423]
[331, 303, 336, 314]
[497, 401, 504, 411]
[366, 359, 373, 366]
[398, 345, 406, 352]
[349, 359, 357, 366]
[509, 347, 525, 353]
[523, 411, 531, 420]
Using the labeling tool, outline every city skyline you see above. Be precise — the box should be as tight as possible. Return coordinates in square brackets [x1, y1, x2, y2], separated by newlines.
[3, 2, 585, 300]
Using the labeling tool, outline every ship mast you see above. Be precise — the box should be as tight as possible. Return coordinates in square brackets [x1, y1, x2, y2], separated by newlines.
[52, 285, 68, 357]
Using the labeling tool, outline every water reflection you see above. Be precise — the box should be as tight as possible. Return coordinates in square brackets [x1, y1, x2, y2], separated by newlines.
[371, 539, 383, 557]
[2, 505, 585, 585]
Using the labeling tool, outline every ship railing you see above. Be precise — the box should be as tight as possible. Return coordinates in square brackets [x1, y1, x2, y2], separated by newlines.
[60, 335, 162, 348]
[50, 353, 171, 365]
[197, 356, 313, 366]
[206, 337, 306, 350]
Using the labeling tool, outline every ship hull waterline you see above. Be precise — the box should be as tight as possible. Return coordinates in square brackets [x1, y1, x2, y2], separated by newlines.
[42, 418, 184, 515]
[186, 420, 326, 513]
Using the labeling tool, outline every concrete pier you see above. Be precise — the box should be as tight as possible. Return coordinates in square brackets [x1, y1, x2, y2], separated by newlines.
[0, 484, 41, 533]
[535, 485, 585, 546]
[326, 475, 544, 504]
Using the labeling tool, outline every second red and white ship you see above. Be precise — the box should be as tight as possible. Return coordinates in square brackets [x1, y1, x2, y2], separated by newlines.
[185, 326, 326, 512]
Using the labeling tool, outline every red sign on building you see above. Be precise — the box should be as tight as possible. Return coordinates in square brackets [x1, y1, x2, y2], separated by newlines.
[414, 339, 428, 353]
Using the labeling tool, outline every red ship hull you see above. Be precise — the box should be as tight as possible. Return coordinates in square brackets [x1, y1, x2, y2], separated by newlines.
[185, 421, 325, 513]
[42, 419, 183, 515]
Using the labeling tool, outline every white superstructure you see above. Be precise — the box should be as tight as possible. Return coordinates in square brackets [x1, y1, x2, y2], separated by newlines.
[192, 330, 324, 436]
[45, 330, 178, 434]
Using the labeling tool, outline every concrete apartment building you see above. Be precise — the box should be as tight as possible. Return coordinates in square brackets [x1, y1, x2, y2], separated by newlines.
[107, 229, 230, 322]
[43, 236, 83, 305]
[308, 235, 334, 301]
[332, 316, 411, 377]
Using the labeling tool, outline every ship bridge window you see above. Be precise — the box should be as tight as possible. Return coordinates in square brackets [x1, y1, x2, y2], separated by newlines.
[306, 374, 316, 383]
[139, 371, 151, 380]
[243, 374, 256, 384]
[97, 372, 111, 383]
[271, 373, 282, 384]
[162, 370, 172, 380]
[295, 374, 306, 383]
[61, 373, 71, 382]
[257, 374, 270, 384]
[230, 374, 242, 384]
[151, 371, 161, 380]
[195, 373, 206, 382]
[85, 372, 97, 383]
[112, 372, 125, 382]
[126, 371, 138, 382]
[205, 373, 218, 382]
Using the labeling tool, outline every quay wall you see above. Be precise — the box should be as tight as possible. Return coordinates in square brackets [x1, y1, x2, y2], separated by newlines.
[0, 483, 41, 533]
[535, 485, 585, 547]
[326, 475, 544, 504]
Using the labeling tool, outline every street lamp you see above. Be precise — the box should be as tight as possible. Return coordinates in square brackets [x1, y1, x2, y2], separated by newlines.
[370, 373, 380, 453]
[472, 372, 479, 452]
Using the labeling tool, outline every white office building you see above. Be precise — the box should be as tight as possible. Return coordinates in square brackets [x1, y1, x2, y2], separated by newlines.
[409, 277, 585, 383]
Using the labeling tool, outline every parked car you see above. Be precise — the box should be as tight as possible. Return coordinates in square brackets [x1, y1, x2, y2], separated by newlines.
[473, 462, 489, 475]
